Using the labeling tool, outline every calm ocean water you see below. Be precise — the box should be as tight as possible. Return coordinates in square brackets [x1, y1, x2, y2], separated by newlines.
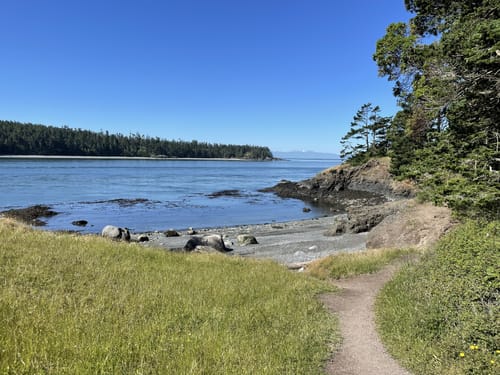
[0, 157, 340, 233]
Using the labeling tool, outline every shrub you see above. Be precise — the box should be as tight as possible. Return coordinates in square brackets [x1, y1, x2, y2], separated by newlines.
[376, 220, 499, 374]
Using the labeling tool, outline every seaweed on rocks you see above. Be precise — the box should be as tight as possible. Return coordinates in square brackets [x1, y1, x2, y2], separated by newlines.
[1, 205, 58, 226]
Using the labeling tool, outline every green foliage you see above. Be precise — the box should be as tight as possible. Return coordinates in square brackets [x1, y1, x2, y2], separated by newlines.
[0, 120, 273, 160]
[0, 219, 337, 374]
[376, 220, 500, 374]
[371, 0, 500, 220]
[340, 103, 391, 163]
[307, 248, 417, 280]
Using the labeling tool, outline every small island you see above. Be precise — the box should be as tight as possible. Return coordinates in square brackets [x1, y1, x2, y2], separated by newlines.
[0, 120, 274, 160]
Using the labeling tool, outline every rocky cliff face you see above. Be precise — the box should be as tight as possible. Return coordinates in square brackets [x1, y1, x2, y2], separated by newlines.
[265, 158, 415, 211]
[266, 158, 453, 250]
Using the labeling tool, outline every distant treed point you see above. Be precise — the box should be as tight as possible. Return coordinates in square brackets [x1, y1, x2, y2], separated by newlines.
[0, 121, 274, 160]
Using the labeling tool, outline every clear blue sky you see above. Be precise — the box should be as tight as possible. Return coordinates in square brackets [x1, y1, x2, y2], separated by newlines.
[0, 0, 410, 154]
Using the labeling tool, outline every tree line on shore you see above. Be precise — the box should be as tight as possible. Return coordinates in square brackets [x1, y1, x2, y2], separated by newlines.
[340, 0, 498, 220]
[0, 120, 273, 160]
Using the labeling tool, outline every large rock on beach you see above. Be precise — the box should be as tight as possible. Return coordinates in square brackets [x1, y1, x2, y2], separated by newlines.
[131, 234, 149, 242]
[101, 225, 131, 241]
[324, 200, 408, 236]
[165, 229, 180, 237]
[237, 234, 258, 246]
[184, 234, 231, 252]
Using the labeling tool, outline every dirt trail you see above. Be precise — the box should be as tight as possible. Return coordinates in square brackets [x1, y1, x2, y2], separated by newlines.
[321, 264, 411, 375]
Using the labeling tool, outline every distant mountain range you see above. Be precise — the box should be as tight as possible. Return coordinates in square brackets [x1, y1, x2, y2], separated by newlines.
[273, 150, 341, 160]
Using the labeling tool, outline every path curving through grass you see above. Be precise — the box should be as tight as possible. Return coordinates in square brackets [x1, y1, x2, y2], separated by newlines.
[321, 264, 411, 375]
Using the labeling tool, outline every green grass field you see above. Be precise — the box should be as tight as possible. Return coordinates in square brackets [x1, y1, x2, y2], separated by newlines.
[0, 219, 338, 374]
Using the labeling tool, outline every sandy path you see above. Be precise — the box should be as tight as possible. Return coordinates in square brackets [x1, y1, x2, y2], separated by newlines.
[321, 264, 411, 375]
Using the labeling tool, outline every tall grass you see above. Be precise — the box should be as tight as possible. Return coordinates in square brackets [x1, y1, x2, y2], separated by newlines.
[0, 219, 338, 374]
[376, 220, 499, 374]
[306, 248, 417, 280]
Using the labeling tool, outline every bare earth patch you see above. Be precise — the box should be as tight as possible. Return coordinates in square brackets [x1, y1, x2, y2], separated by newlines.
[321, 264, 411, 375]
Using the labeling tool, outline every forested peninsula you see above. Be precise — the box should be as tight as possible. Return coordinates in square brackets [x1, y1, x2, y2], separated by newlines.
[0, 120, 273, 160]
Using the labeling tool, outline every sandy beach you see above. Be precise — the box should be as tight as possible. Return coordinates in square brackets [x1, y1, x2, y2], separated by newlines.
[139, 215, 367, 266]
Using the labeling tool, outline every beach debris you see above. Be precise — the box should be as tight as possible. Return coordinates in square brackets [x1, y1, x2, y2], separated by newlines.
[237, 234, 258, 246]
[101, 225, 131, 241]
[184, 234, 232, 252]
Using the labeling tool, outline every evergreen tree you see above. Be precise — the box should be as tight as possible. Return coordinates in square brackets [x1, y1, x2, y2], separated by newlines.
[340, 103, 391, 163]
[373, 0, 499, 219]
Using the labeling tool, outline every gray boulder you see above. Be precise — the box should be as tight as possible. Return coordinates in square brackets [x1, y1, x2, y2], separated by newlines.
[324, 201, 407, 236]
[237, 234, 258, 246]
[131, 234, 149, 242]
[184, 234, 231, 252]
[165, 229, 180, 237]
[102, 225, 131, 241]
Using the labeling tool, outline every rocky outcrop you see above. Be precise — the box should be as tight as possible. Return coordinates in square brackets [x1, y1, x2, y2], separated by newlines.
[207, 189, 242, 198]
[72, 220, 88, 227]
[101, 225, 131, 241]
[264, 158, 415, 210]
[324, 200, 409, 236]
[1, 205, 59, 226]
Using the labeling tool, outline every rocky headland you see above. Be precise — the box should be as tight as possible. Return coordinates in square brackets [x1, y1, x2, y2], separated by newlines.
[262, 157, 415, 208]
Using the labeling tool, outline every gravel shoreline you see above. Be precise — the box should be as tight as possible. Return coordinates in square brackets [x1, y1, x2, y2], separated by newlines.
[139, 215, 367, 266]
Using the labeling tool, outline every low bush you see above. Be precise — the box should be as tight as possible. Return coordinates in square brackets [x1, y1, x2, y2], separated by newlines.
[376, 220, 499, 374]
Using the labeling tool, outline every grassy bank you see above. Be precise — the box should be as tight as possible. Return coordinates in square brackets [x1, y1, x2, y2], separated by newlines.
[306, 248, 417, 280]
[376, 220, 499, 374]
[0, 219, 338, 374]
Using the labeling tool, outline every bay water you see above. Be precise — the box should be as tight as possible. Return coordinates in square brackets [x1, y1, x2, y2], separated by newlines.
[0, 157, 340, 233]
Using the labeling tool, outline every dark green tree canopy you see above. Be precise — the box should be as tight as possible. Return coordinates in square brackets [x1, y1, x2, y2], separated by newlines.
[370, 0, 499, 219]
[340, 103, 391, 163]
[0, 121, 274, 160]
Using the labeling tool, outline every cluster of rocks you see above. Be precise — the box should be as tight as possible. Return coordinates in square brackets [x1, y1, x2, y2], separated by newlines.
[100, 224, 258, 253]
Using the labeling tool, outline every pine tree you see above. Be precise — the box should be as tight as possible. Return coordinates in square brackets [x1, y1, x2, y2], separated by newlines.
[340, 103, 391, 163]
